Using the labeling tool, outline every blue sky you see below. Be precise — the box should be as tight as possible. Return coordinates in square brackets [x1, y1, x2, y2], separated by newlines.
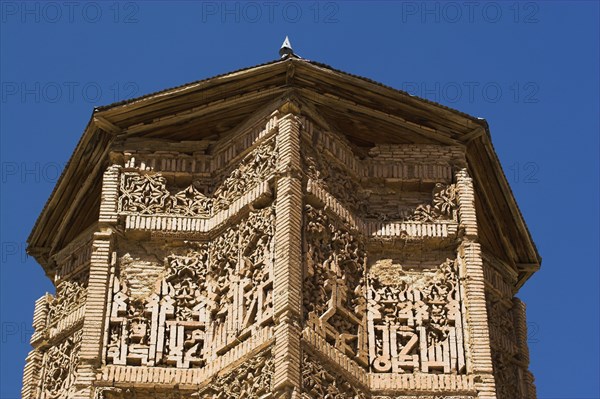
[1, 1, 598, 398]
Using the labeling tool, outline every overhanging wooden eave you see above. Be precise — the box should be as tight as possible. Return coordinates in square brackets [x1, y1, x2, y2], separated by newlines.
[98, 61, 290, 127]
[466, 132, 542, 288]
[292, 60, 484, 136]
[26, 57, 540, 285]
[26, 120, 112, 269]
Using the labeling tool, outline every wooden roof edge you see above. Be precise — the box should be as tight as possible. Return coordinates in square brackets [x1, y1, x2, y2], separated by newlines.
[93, 58, 487, 135]
[26, 114, 115, 264]
[26, 245, 51, 271]
[26, 58, 540, 281]
[468, 124, 542, 274]
[25, 64, 290, 265]
[295, 59, 487, 131]
[97, 60, 288, 118]
[24, 91, 295, 269]
[27, 115, 93, 249]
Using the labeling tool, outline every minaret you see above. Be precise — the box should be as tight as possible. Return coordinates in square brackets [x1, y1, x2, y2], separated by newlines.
[23, 45, 540, 399]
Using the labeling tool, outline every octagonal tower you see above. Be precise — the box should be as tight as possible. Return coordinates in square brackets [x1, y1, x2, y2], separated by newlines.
[23, 56, 540, 399]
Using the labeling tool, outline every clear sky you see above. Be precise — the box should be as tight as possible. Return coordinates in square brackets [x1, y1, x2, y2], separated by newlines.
[1, 1, 599, 398]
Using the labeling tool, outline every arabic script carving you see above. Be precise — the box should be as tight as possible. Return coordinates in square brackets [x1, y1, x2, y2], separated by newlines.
[303, 205, 369, 366]
[105, 207, 275, 367]
[367, 258, 466, 373]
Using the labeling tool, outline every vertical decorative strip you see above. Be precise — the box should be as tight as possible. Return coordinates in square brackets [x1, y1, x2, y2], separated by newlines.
[22, 293, 50, 398]
[456, 168, 497, 399]
[272, 103, 303, 395]
[21, 349, 43, 399]
[98, 165, 120, 224]
[73, 229, 113, 399]
[513, 297, 537, 399]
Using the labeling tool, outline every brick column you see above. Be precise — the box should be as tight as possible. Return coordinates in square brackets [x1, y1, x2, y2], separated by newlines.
[98, 164, 120, 224]
[271, 104, 303, 396]
[21, 292, 48, 399]
[513, 297, 537, 399]
[74, 166, 119, 399]
[455, 168, 497, 399]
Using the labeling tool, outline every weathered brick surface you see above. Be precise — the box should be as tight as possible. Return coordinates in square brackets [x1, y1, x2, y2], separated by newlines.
[22, 84, 536, 399]
[272, 110, 303, 392]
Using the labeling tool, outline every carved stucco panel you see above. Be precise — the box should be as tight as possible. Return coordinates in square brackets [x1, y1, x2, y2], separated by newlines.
[40, 329, 82, 399]
[104, 206, 275, 368]
[301, 351, 367, 399]
[367, 257, 467, 374]
[117, 138, 278, 218]
[303, 204, 369, 367]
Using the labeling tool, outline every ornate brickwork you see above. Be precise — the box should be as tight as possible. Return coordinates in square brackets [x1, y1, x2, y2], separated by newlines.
[23, 61, 539, 399]
[117, 137, 277, 218]
[304, 149, 368, 214]
[302, 351, 367, 398]
[367, 258, 466, 374]
[202, 350, 273, 398]
[372, 396, 474, 399]
[105, 206, 275, 368]
[119, 173, 173, 215]
[40, 330, 83, 399]
[303, 204, 369, 366]
[408, 184, 458, 222]
[212, 138, 278, 212]
[47, 268, 89, 327]
[484, 256, 535, 399]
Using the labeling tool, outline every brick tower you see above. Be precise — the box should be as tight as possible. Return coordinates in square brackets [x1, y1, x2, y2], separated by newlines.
[23, 54, 540, 399]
